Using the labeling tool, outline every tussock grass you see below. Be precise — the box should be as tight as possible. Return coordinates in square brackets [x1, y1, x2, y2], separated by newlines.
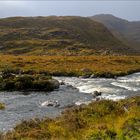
[4, 96, 140, 140]
[0, 103, 5, 110]
[0, 74, 59, 91]
[0, 55, 140, 77]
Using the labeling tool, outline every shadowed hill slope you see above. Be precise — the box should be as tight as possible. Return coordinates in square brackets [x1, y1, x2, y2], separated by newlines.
[91, 14, 140, 51]
[0, 16, 137, 55]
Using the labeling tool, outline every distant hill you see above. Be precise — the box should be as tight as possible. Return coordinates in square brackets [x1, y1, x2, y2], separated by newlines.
[0, 16, 137, 55]
[90, 14, 140, 51]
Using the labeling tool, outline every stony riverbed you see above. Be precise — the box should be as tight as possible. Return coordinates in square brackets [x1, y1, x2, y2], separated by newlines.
[0, 72, 140, 132]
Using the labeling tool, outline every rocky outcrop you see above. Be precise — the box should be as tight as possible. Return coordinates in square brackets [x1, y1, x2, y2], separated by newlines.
[48, 79, 60, 89]
[60, 81, 65, 85]
[79, 75, 90, 78]
[40, 100, 60, 107]
[92, 91, 102, 97]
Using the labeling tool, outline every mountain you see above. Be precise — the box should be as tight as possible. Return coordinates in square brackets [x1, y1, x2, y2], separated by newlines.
[90, 14, 140, 51]
[0, 16, 137, 55]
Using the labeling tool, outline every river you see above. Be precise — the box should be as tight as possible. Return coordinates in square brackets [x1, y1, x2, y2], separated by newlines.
[0, 72, 140, 132]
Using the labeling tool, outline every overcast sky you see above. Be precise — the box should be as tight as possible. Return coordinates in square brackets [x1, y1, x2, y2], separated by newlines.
[0, 1, 139, 21]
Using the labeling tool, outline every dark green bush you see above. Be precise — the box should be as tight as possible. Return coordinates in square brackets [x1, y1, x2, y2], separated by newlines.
[1, 79, 15, 91]
[15, 75, 33, 90]
[33, 80, 54, 91]
[0, 74, 59, 91]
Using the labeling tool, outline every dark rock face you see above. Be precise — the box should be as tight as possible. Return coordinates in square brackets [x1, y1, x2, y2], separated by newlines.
[79, 75, 90, 78]
[67, 85, 78, 90]
[60, 81, 65, 85]
[93, 72, 115, 78]
[93, 91, 102, 97]
[104, 73, 115, 78]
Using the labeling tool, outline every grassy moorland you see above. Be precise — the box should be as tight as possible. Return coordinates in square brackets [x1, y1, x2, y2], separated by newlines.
[0, 16, 136, 56]
[3, 96, 140, 140]
[0, 55, 140, 77]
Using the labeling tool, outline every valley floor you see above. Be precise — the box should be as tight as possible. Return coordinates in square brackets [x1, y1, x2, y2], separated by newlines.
[0, 55, 140, 140]
[0, 55, 140, 77]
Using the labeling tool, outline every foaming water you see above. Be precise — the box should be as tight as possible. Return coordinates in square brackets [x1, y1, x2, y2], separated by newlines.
[0, 73, 140, 132]
[0, 86, 93, 132]
[111, 82, 140, 91]
[55, 72, 140, 101]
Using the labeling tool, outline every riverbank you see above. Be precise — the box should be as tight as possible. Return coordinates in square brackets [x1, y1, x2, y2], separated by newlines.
[0, 55, 140, 78]
[3, 96, 140, 140]
[0, 74, 59, 92]
[0, 73, 139, 133]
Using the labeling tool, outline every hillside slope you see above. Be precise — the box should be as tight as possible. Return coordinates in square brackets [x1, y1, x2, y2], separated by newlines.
[0, 16, 136, 55]
[91, 14, 140, 51]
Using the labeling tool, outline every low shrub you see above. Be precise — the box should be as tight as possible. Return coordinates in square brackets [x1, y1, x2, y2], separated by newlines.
[3, 97, 140, 140]
[0, 103, 5, 110]
[0, 74, 59, 91]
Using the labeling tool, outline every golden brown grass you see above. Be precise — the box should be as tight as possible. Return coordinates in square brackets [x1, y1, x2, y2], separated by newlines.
[0, 55, 140, 76]
[3, 96, 140, 140]
[0, 103, 5, 110]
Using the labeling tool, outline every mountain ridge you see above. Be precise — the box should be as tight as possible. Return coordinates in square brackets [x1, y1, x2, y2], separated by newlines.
[0, 16, 138, 55]
[90, 14, 140, 51]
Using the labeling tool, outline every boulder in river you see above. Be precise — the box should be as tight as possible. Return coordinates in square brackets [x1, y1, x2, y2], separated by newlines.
[60, 81, 65, 85]
[95, 97, 101, 101]
[92, 91, 102, 97]
[48, 79, 60, 89]
[67, 85, 78, 90]
[41, 100, 60, 107]
[90, 74, 95, 78]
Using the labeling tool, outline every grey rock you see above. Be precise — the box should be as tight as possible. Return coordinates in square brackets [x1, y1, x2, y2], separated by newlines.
[60, 81, 65, 85]
[48, 79, 60, 89]
[90, 74, 95, 78]
[79, 75, 90, 78]
[92, 91, 102, 97]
